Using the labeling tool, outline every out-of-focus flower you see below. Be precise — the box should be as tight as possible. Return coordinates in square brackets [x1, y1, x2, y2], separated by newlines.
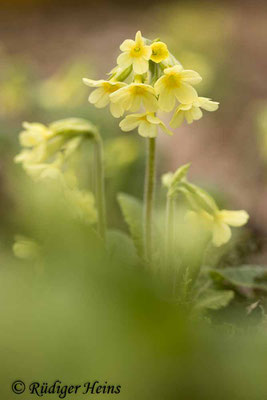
[150, 41, 169, 63]
[83, 78, 126, 117]
[110, 83, 158, 115]
[187, 209, 249, 247]
[117, 31, 152, 74]
[154, 65, 202, 111]
[119, 112, 172, 138]
[170, 97, 219, 127]
[68, 189, 97, 225]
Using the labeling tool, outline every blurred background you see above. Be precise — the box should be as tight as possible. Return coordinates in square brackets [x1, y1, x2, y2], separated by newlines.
[1, 0, 267, 237]
[1, 1, 267, 397]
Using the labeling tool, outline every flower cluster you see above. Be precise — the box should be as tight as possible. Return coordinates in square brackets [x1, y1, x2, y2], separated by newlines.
[83, 31, 219, 138]
[162, 165, 249, 247]
[15, 119, 98, 225]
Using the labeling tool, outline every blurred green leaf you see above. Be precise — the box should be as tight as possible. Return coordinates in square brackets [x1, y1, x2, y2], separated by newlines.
[209, 265, 267, 291]
[117, 193, 143, 257]
[106, 229, 139, 267]
[195, 289, 234, 311]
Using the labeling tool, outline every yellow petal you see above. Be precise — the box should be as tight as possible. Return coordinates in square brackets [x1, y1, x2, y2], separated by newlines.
[83, 78, 104, 87]
[109, 102, 124, 118]
[138, 121, 158, 138]
[219, 210, 249, 227]
[135, 30, 143, 45]
[158, 88, 176, 112]
[120, 39, 135, 52]
[142, 45, 152, 60]
[170, 109, 185, 128]
[212, 221, 232, 247]
[119, 115, 140, 131]
[180, 70, 202, 85]
[175, 83, 198, 104]
[88, 87, 105, 104]
[143, 93, 158, 112]
[198, 97, 219, 112]
[191, 106, 203, 120]
[132, 57, 149, 74]
[117, 52, 132, 69]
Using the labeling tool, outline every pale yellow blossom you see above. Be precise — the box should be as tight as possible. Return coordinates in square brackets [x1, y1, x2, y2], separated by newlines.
[150, 41, 169, 63]
[119, 112, 172, 138]
[170, 97, 219, 127]
[187, 209, 249, 247]
[83, 78, 126, 117]
[117, 31, 152, 74]
[154, 65, 202, 112]
[110, 83, 158, 115]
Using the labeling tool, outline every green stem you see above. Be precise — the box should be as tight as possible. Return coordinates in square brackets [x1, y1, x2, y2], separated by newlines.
[94, 134, 106, 241]
[165, 194, 175, 262]
[144, 137, 156, 261]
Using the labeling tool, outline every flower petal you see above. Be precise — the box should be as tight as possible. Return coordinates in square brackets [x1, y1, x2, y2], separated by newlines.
[180, 70, 202, 85]
[138, 121, 158, 138]
[212, 221, 232, 247]
[110, 102, 124, 118]
[119, 115, 140, 131]
[191, 106, 203, 120]
[120, 39, 135, 52]
[132, 57, 149, 74]
[175, 83, 198, 104]
[89, 88, 106, 104]
[219, 210, 249, 227]
[158, 88, 176, 112]
[83, 78, 105, 87]
[198, 97, 219, 112]
[170, 109, 185, 128]
[117, 52, 132, 69]
[143, 93, 158, 112]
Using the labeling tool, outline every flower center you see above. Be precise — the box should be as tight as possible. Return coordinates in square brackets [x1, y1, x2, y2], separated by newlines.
[166, 74, 181, 88]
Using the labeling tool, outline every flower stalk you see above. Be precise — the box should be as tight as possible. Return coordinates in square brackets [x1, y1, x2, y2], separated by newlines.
[144, 137, 156, 261]
[94, 132, 106, 241]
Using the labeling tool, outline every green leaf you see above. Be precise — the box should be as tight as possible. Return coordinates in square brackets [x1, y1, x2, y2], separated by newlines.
[117, 193, 143, 257]
[106, 230, 139, 267]
[195, 289, 234, 311]
[209, 265, 267, 291]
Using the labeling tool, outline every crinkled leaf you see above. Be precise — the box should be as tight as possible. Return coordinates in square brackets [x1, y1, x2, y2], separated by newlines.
[209, 265, 267, 291]
[195, 289, 234, 311]
[117, 193, 143, 257]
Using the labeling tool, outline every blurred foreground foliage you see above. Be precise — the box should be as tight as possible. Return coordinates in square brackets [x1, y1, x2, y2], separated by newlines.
[1, 177, 267, 399]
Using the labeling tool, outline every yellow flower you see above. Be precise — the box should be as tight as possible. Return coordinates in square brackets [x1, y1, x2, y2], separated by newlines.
[83, 78, 126, 118]
[119, 112, 172, 138]
[154, 65, 202, 112]
[187, 209, 249, 247]
[19, 122, 52, 147]
[170, 97, 219, 127]
[117, 31, 152, 74]
[150, 41, 169, 63]
[110, 83, 158, 114]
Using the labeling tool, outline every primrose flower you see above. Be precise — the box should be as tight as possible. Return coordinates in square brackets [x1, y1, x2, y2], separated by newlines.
[117, 31, 152, 74]
[119, 112, 172, 138]
[19, 122, 52, 147]
[187, 209, 249, 247]
[170, 97, 219, 127]
[154, 65, 202, 112]
[83, 78, 127, 118]
[110, 83, 158, 115]
[150, 41, 169, 63]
